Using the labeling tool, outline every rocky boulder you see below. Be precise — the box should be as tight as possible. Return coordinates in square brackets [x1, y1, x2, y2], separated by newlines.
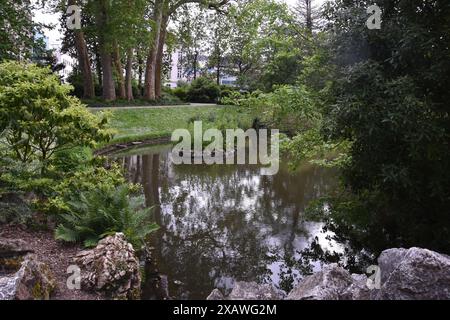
[286, 264, 371, 300]
[0, 237, 33, 259]
[377, 247, 450, 300]
[207, 282, 283, 300]
[286, 247, 450, 300]
[0, 254, 56, 300]
[206, 248, 450, 301]
[207, 288, 225, 300]
[73, 233, 141, 300]
[229, 282, 283, 300]
[341, 274, 372, 300]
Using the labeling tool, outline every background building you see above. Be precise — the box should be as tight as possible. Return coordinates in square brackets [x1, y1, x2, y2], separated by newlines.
[166, 49, 237, 88]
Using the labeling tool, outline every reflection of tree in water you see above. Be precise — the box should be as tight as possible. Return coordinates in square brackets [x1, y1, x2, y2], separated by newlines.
[119, 150, 338, 299]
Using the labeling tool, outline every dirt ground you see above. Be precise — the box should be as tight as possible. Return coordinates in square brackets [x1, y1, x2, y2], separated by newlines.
[0, 224, 103, 300]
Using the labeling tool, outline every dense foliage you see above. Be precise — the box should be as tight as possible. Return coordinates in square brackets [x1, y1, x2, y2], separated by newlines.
[186, 77, 221, 103]
[0, 62, 112, 166]
[0, 0, 37, 60]
[55, 185, 158, 248]
[224, 0, 450, 257]
[319, 0, 450, 253]
[1, 0, 449, 271]
[0, 62, 158, 248]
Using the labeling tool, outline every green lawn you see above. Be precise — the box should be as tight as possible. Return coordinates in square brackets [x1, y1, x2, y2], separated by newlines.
[95, 105, 254, 146]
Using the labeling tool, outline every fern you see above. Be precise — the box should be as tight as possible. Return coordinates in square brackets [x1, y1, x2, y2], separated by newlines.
[55, 185, 159, 249]
[55, 225, 79, 243]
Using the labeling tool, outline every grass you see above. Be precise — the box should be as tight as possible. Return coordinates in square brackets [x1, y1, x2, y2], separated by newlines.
[83, 92, 185, 108]
[94, 105, 255, 146]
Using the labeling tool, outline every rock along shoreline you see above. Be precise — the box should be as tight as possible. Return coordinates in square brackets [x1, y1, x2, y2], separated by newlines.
[207, 247, 450, 301]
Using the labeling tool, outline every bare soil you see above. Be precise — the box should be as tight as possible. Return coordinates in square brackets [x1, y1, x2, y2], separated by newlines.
[0, 224, 103, 300]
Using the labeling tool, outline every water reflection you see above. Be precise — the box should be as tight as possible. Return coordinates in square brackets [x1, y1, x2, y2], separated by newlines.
[115, 145, 339, 299]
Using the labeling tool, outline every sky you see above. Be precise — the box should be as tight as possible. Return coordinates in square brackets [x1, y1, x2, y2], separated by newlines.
[33, 9, 63, 48]
[34, 0, 330, 48]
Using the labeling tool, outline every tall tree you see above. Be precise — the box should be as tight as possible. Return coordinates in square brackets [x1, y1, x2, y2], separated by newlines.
[113, 40, 126, 99]
[226, 0, 295, 90]
[67, 0, 95, 99]
[109, 0, 150, 101]
[321, 0, 450, 251]
[125, 47, 134, 101]
[144, 0, 230, 100]
[144, 0, 164, 100]
[0, 0, 37, 60]
[207, 11, 231, 85]
[176, 6, 208, 81]
[93, 0, 116, 101]
[293, 0, 321, 32]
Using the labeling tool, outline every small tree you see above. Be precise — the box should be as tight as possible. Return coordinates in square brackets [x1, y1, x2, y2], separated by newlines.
[0, 61, 112, 167]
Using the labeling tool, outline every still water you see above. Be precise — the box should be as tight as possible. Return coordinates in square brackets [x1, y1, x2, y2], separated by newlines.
[113, 144, 340, 300]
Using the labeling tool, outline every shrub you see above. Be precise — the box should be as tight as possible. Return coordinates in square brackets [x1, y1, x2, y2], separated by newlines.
[324, 62, 450, 252]
[0, 61, 112, 166]
[55, 185, 158, 248]
[172, 86, 189, 102]
[187, 77, 220, 103]
[157, 91, 183, 105]
[227, 85, 322, 135]
[44, 163, 132, 212]
[219, 90, 245, 106]
[51, 147, 93, 174]
[0, 193, 33, 225]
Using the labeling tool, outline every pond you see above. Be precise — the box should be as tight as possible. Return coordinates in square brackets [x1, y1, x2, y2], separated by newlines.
[113, 144, 341, 300]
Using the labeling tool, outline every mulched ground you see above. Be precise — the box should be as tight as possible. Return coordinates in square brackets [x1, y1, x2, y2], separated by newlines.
[0, 224, 103, 300]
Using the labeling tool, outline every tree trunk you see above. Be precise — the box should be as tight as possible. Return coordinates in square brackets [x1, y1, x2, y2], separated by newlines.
[216, 50, 221, 86]
[193, 51, 199, 80]
[306, 0, 313, 32]
[74, 31, 95, 99]
[155, 15, 168, 99]
[68, 0, 94, 99]
[94, 43, 102, 88]
[138, 53, 144, 97]
[144, 0, 163, 100]
[96, 0, 116, 101]
[125, 47, 134, 101]
[100, 50, 116, 101]
[113, 41, 126, 99]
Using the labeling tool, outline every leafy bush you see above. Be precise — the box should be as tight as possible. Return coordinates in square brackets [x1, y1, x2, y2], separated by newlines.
[218, 86, 239, 105]
[66, 69, 102, 98]
[158, 91, 184, 105]
[218, 90, 244, 106]
[228, 85, 322, 135]
[44, 163, 132, 213]
[315, 0, 450, 253]
[324, 61, 450, 252]
[0, 193, 33, 225]
[0, 61, 112, 166]
[172, 86, 189, 102]
[186, 77, 220, 103]
[55, 185, 158, 248]
[0, 130, 44, 225]
[0, 128, 53, 195]
[51, 147, 94, 174]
